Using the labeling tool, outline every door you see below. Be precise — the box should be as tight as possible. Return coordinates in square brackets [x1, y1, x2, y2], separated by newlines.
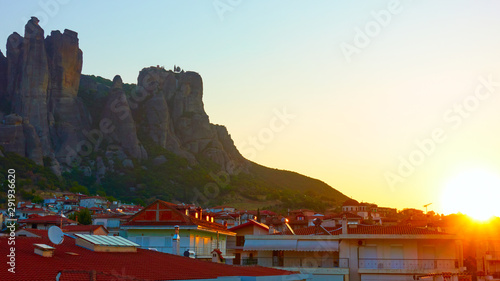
[272, 250, 284, 267]
[234, 253, 241, 265]
[390, 245, 404, 269]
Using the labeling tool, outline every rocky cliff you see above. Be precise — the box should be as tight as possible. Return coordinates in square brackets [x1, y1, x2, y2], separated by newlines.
[0, 18, 347, 209]
[0, 17, 247, 177]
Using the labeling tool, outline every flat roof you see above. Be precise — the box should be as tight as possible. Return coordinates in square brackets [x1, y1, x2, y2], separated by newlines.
[74, 234, 139, 247]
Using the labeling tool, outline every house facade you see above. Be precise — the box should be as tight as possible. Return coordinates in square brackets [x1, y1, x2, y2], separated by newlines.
[477, 237, 500, 280]
[121, 200, 236, 261]
[79, 196, 109, 209]
[243, 222, 464, 281]
[92, 213, 130, 236]
[227, 219, 271, 266]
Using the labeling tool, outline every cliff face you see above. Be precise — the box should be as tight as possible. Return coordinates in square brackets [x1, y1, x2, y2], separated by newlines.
[0, 18, 348, 210]
[134, 67, 246, 173]
[46, 29, 90, 165]
[0, 18, 247, 177]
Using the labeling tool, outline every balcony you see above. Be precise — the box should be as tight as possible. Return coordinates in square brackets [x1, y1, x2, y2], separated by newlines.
[138, 245, 222, 258]
[242, 257, 349, 268]
[358, 259, 459, 274]
[485, 251, 500, 261]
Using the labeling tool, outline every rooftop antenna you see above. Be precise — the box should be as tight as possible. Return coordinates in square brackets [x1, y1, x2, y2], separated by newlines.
[423, 203, 432, 214]
[48, 226, 64, 245]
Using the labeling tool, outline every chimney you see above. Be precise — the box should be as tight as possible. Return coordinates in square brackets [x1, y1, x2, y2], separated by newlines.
[172, 225, 180, 255]
[197, 207, 202, 220]
[313, 218, 322, 235]
[342, 215, 348, 235]
[269, 225, 276, 234]
[34, 244, 55, 257]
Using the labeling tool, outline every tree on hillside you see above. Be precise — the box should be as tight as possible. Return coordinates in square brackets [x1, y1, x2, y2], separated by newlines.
[69, 208, 92, 225]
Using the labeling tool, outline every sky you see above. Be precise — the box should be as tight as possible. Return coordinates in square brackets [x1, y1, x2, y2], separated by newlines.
[1, 0, 500, 216]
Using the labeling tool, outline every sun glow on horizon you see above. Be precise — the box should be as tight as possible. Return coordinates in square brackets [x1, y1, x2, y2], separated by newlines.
[441, 168, 500, 221]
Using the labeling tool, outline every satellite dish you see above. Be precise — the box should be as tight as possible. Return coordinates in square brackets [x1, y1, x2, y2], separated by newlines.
[48, 226, 64, 245]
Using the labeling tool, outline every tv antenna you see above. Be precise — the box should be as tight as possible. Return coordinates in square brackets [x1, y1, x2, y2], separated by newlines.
[423, 203, 432, 214]
[48, 226, 64, 245]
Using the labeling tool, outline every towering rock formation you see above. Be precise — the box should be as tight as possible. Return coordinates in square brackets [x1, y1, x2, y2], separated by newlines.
[135, 67, 247, 173]
[0, 18, 88, 170]
[0, 18, 247, 175]
[135, 67, 195, 163]
[101, 75, 144, 160]
[0, 50, 7, 109]
[5, 32, 23, 111]
[12, 17, 51, 155]
[45, 29, 90, 162]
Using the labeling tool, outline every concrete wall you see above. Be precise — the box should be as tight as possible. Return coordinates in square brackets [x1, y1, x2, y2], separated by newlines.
[125, 228, 228, 256]
[341, 238, 460, 281]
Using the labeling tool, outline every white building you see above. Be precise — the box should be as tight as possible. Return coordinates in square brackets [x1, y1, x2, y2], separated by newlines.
[243, 220, 464, 281]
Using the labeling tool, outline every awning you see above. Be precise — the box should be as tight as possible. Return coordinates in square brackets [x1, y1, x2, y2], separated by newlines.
[296, 240, 338, 251]
[244, 239, 339, 251]
[244, 239, 297, 251]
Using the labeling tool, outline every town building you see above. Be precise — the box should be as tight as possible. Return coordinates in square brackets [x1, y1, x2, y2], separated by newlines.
[243, 219, 464, 281]
[92, 213, 130, 236]
[477, 235, 500, 280]
[18, 215, 78, 230]
[79, 196, 109, 209]
[227, 219, 271, 266]
[121, 199, 237, 261]
[62, 224, 109, 235]
[208, 205, 237, 213]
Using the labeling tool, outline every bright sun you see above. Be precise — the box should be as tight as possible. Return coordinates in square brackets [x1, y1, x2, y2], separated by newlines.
[441, 168, 500, 221]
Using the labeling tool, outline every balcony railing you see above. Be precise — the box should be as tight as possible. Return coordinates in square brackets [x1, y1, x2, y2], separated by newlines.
[486, 251, 500, 260]
[358, 259, 458, 271]
[138, 246, 221, 257]
[242, 257, 349, 268]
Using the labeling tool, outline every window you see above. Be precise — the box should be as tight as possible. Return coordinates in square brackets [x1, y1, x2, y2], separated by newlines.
[136, 236, 150, 247]
[236, 236, 245, 246]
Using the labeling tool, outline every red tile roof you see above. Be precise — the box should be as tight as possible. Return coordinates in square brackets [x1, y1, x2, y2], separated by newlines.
[229, 219, 269, 232]
[278, 225, 449, 235]
[19, 215, 77, 225]
[342, 199, 360, 206]
[122, 200, 235, 235]
[329, 212, 363, 219]
[16, 229, 49, 238]
[0, 236, 294, 280]
[260, 210, 277, 216]
[62, 225, 108, 234]
[92, 213, 130, 219]
[19, 207, 51, 213]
